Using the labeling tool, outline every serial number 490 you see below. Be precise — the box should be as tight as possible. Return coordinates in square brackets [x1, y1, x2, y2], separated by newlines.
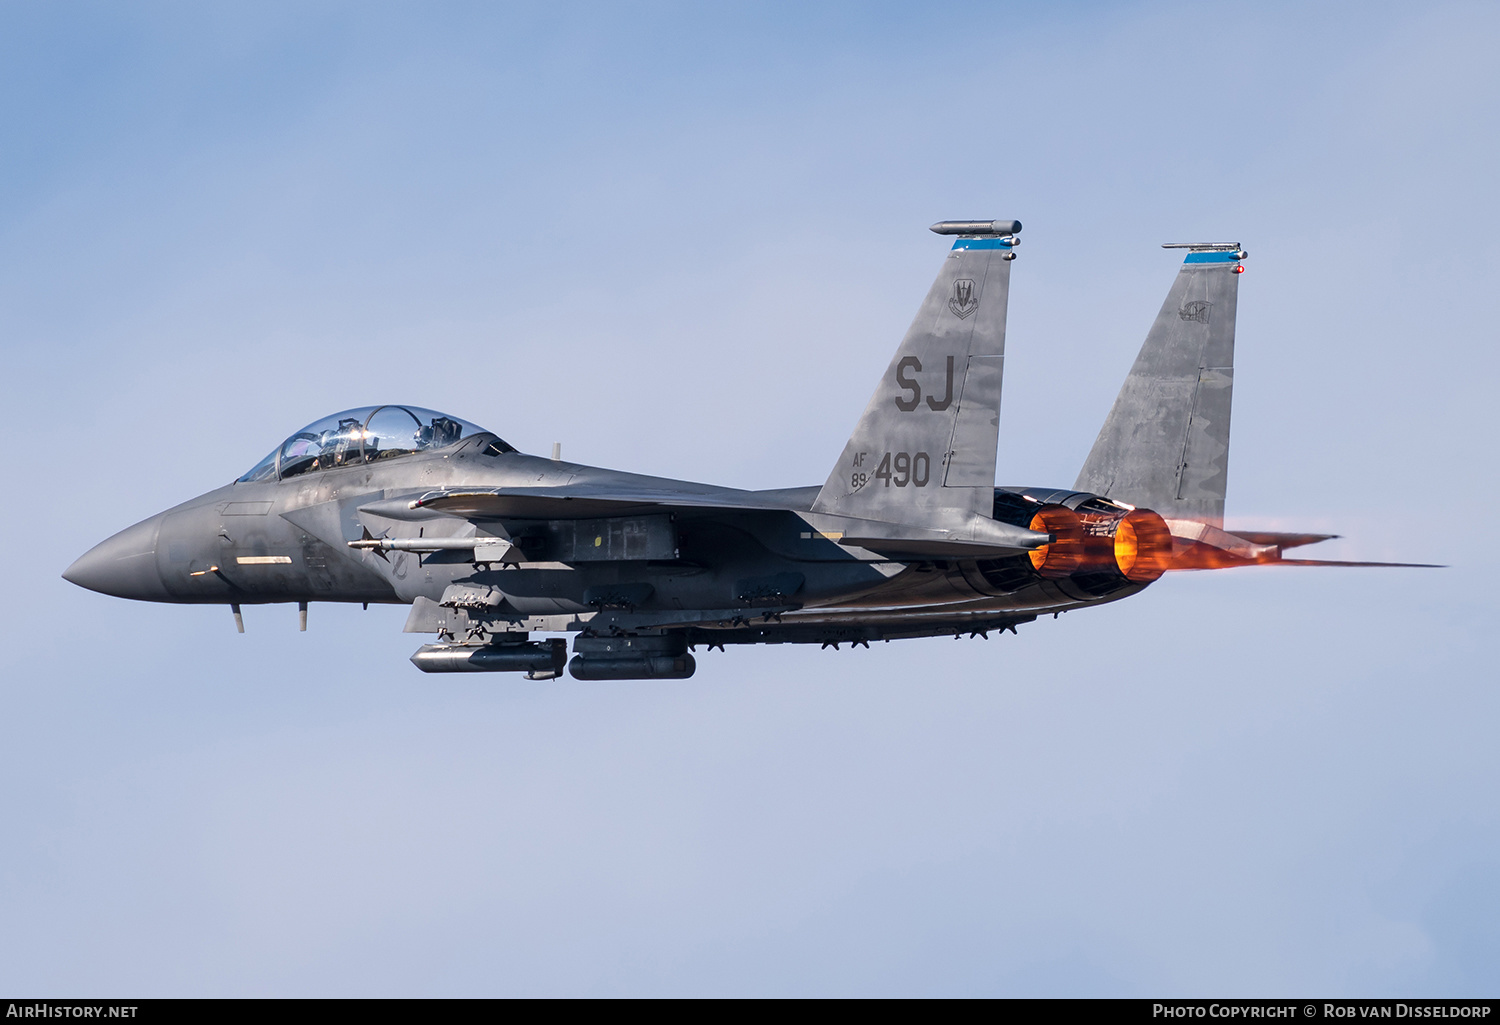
[853, 451, 931, 489]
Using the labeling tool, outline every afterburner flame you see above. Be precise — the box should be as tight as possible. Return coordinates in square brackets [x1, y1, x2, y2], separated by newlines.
[1025, 503, 1173, 583]
[1114, 509, 1172, 581]
[1027, 506, 1084, 577]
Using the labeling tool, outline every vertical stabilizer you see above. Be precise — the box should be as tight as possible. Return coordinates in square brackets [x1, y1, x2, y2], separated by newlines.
[1074, 244, 1245, 527]
[813, 220, 1019, 530]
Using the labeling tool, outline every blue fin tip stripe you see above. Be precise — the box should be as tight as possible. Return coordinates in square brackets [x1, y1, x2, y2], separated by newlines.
[949, 238, 1013, 251]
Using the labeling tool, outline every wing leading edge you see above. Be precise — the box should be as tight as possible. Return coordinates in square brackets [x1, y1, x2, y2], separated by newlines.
[401, 483, 810, 520]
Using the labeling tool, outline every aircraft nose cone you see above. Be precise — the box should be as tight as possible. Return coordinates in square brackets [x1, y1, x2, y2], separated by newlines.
[63, 515, 172, 601]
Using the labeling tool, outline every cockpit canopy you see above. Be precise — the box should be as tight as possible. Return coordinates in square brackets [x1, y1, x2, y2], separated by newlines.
[237, 405, 514, 483]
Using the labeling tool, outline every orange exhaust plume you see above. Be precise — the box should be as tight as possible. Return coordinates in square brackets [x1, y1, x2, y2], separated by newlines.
[1113, 509, 1173, 581]
[1027, 506, 1084, 578]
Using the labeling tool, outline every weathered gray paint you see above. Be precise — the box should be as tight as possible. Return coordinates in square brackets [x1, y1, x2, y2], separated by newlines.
[942, 354, 1005, 487]
[1074, 249, 1240, 526]
[812, 233, 1014, 529]
[61, 226, 1426, 679]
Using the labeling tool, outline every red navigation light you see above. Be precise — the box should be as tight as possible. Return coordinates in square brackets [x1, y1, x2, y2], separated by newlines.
[1233, 264, 1246, 274]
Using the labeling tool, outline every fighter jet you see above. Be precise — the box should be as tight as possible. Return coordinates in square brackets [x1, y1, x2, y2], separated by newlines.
[63, 219, 1431, 680]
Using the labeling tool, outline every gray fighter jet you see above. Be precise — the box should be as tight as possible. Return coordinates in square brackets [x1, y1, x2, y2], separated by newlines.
[64, 220, 1431, 680]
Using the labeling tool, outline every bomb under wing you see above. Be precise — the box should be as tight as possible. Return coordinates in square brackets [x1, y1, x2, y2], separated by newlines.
[62, 222, 1435, 680]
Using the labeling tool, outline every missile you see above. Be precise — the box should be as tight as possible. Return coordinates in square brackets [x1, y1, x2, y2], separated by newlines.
[350, 536, 512, 560]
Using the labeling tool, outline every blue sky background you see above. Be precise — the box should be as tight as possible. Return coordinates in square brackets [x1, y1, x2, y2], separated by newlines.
[1, 1, 1496, 996]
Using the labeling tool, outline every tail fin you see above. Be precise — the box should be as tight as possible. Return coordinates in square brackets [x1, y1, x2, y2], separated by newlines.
[1074, 243, 1245, 527]
[813, 220, 1019, 529]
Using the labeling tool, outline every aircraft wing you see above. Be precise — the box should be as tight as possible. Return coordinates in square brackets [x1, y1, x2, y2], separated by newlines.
[394, 483, 807, 520]
[391, 486, 1044, 555]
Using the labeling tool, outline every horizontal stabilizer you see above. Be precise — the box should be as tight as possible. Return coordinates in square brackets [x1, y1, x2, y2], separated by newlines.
[1166, 518, 1276, 563]
[1226, 530, 1339, 550]
[1275, 558, 1444, 568]
[1164, 519, 1438, 570]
